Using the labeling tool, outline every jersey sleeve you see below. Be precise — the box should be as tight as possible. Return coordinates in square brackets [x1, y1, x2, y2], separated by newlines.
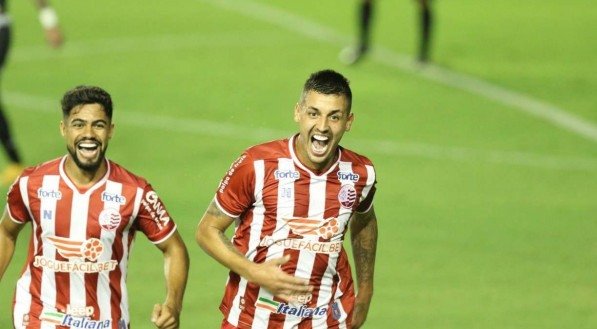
[356, 164, 377, 213]
[356, 184, 376, 213]
[214, 152, 255, 218]
[6, 176, 30, 224]
[137, 184, 177, 244]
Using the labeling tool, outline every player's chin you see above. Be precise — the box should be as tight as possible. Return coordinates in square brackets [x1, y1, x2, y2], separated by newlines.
[308, 152, 333, 166]
[75, 156, 103, 171]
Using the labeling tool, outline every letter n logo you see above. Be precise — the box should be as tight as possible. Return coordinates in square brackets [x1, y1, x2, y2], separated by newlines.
[43, 210, 53, 220]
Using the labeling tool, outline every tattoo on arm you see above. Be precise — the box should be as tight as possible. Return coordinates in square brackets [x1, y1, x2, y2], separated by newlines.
[218, 230, 242, 256]
[207, 201, 243, 256]
[351, 209, 378, 287]
[207, 201, 224, 217]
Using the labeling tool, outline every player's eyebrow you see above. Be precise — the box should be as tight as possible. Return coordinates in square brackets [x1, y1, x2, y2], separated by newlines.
[306, 106, 343, 114]
[70, 118, 109, 125]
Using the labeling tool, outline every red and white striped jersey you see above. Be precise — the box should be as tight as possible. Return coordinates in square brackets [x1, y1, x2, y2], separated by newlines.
[6, 156, 177, 329]
[215, 135, 377, 329]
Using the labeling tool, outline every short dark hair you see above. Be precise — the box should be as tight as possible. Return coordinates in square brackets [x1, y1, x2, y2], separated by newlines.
[61, 86, 113, 119]
[301, 69, 352, 112]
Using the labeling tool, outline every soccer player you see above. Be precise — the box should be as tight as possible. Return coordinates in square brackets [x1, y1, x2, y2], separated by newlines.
[196, 70, 378, 328]
[339, 0, 433, 64]
[0, 86, 189, 328]
[0, 0, 64, 185]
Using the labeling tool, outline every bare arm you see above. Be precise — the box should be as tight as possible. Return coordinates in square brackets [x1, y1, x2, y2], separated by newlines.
[0, 209, 25, 281]
[31, 0, 63, 48]
[350, 205, 378, 329]
[150, 231, 189, 329]
[196, 199, 312, 300]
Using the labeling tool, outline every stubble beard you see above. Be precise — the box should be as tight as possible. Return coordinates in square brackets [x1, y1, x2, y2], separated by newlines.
[66, 144, 108, 173]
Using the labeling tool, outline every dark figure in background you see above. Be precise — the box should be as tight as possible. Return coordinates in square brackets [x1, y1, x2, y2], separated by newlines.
[0, 0, 64, 185]
[340, 0, 433, 65]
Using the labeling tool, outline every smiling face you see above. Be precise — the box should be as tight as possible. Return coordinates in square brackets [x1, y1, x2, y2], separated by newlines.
[60, 103, 113, 173]
[294, 90, 354, 172]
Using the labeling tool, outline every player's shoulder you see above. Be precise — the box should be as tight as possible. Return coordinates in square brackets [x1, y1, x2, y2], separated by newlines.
[107, 160, 150, 189]
[19, 157, 62, 179]
[339, 146, 375, 167]
[243, 138, 290, 161]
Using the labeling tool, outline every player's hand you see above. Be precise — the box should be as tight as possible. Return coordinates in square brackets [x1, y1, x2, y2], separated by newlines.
[351, 291, 373, 329]
[248, 255, 313, 301]
[44, 26, 64, 48]
[151, 303, 180, 329]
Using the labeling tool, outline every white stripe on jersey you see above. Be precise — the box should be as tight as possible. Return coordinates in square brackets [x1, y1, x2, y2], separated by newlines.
[227, 160, 265, 327]
[97, 181, 123, 321]
[39, 175, 60, 328]
[8, 176, 33, 224]
[131, 187, 144, 220]
[283, 172, 327, 329]
[13, 267, 32, 329]
[252, 158, 296, 327]
[357, 165, 376, 213]
[13, 177, 33, 328]
[70, 190, 91, 315]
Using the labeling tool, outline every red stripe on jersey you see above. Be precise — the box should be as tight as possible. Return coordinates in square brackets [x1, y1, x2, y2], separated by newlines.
[219, 272, 241, 316]
[54, 183, 73, 317]
[109, 268, 123, 326]
[86, 192, 104, 322]
[27, 174, 47, 322]
[332, 250, 355, 328]
[231, 211, 255, 256]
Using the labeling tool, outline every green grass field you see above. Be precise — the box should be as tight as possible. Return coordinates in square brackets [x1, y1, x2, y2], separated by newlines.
[1, 0, 595, 328]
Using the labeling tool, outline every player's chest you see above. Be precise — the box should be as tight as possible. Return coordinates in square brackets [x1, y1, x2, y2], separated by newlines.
[260, 174, 361, 216]
[28, 185, 136, 235]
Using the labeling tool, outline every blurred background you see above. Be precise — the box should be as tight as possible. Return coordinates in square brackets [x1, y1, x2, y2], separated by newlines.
[0, 0, 595, 327]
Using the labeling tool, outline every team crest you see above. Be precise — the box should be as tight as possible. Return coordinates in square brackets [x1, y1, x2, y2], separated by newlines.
[99, 208, 122, 231]
[338, 185, 357, 209]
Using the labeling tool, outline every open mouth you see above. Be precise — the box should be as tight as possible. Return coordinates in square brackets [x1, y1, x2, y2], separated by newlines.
[76, 141, 100, 159]
[310, 134, 330, 156]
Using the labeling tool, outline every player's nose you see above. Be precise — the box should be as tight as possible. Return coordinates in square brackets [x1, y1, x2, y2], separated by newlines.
[82, 124, 96, 138]
[315, 117, 329, 132]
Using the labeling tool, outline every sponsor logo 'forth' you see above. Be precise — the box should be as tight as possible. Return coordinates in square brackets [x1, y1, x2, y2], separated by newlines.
[274, 169, 300, 180]
[101, 191, 126, 204]
[37, 188, 62, 200]
[337, 171, 359, 183]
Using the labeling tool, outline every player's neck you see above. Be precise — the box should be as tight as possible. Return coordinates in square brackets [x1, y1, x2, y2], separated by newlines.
[64, 156, 108, 188]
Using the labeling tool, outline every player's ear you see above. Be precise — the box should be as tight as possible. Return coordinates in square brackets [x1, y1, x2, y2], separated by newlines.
[294, 103, 301, 123]
[59, 120, 66, 137]
[345, 113, 354, 131]
[108, 123, 115, 139]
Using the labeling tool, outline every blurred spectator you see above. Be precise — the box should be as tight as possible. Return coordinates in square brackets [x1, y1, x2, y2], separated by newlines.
[0, 0, 64, 185]
[340, 0, 433, 64]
